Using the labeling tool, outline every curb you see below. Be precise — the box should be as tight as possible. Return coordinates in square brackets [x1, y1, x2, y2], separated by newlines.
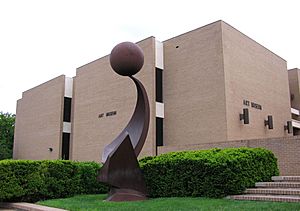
[0, 202, 67, 211]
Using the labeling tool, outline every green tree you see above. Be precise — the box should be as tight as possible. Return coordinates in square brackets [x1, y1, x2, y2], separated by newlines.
[0, 112, 15, 160]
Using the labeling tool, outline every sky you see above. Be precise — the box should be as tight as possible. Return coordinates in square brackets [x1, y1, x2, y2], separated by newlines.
[0, 0, 299, 114]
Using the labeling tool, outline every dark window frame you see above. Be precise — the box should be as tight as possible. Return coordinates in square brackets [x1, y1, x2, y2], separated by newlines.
[62, 132, 70, 160]
[156, 68, 163, 103]
[156, 117, 163, 146]
[63, 97, 72, 122]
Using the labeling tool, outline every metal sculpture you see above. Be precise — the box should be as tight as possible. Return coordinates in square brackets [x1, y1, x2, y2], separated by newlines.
[97, 42, 150, 202]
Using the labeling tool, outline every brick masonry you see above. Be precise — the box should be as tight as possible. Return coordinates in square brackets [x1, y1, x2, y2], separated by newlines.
[13, 75, 65, 160]
[13, 21, 297, 173]
[158, 136, 300, 176]
[71, 37, 157, 161]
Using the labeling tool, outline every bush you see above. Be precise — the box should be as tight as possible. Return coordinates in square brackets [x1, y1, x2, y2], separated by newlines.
[139, 148, 279, 198]
[0, 160, 108, 202]
[0, 148, 279, 202]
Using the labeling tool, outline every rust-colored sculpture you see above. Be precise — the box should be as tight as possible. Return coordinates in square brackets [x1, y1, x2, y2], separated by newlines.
[97, 42, 150, 202]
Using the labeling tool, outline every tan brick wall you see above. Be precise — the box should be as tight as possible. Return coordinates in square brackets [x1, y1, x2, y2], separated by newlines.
[288, 68, 300, 111]
[13, 75, 65, 160]
[13, 21, 298, 171]
[158, 136, 300, 176]
[163, 21, 228, 147]
[246, 137, 300, 176]
[221, 21, 292, 141]
[71, 37, 156, 162]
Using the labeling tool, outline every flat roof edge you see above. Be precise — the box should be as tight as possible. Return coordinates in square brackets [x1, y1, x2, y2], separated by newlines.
[22, 74, 65, 97]
[220, 21, 287, 62]
[76, 36, 155, 71]
[163, 20, 223, 43]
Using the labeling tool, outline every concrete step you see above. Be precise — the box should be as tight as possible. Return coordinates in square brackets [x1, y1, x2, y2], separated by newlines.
[272, 176, 300, 182]
[230, 194, 300, 202]
[256, 182, 300, 188]
[246, 188, 300, 195]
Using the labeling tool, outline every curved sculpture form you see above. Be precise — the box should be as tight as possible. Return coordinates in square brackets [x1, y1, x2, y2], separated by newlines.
[101, 76, 150, 163]
[97, 42, 150, 201]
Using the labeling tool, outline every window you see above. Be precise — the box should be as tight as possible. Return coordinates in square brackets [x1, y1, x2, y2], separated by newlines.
[156, 68, 163, 103]
[156, 117, 163, 146]
[63, 97, 72, 122]
[62, 133, 70, 160]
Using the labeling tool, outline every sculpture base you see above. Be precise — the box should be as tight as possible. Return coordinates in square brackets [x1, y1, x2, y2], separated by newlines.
[106, 188, 147, 202]
[98, 134, 148, 200]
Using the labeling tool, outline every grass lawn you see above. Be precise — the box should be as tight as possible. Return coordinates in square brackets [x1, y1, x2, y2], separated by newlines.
[37, 194, 300, 211]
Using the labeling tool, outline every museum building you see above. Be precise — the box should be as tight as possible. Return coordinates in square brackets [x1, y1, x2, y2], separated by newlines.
[13, 21, 300, 171]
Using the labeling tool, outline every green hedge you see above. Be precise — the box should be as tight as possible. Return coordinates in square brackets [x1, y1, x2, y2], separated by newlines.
[140, 148, 279, 198]
[0, 160, 108, 202]
[0, 148, 279, 202]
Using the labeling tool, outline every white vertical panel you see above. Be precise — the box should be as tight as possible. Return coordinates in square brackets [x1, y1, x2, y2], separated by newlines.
[63, 122, 72, 133]
[64, 77, 73, 98]
[292, 119, 300, 128]
[156, 102, 164, 118]
[291, 108, 300, 115]
[155, 40, 164, 69]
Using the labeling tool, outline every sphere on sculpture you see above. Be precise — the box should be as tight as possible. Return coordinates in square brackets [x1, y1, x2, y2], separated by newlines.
[110, 42, 144, 76]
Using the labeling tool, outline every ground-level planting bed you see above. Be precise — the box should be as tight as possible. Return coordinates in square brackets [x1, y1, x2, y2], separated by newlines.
[0, 148, 279, 203]
[38, 194, 300, 211]
[140, 147, 279, 198]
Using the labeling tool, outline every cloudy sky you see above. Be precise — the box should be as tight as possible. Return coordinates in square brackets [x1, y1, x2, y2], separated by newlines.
[1, 0, 299, 113]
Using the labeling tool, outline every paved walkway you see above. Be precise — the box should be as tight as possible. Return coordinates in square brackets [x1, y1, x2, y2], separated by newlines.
[0, 209, 16, 211]
[0, 202, 67, 211]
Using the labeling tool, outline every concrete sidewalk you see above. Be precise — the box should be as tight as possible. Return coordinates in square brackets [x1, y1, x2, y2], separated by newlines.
[0, 202, 67, 211]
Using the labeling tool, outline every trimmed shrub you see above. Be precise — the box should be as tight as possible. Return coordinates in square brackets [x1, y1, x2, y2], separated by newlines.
[140, 148, 279, 198]
[0, 160, 108, 202]
[0, 148, 279, 201]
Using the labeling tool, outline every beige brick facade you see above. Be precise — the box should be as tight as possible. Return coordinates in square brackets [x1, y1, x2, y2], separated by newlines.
[158, 136, 300, 176]
[160, 20, 292, 152]
[163, 21, 227, 147]
[13, 75, 65, 160]
[13, 20, 300, 175]
[222, 22, 292, 140]
[288, 69, 300, 111]
[288, 68, 300, 135]
[288, 68, 300, 119]
[71, 37, 156, 161]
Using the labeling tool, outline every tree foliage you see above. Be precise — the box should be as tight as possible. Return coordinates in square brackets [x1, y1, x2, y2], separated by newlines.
[0, 112, 15, 160]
